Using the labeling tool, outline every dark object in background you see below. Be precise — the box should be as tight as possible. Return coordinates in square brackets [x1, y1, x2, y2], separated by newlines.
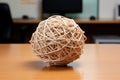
[22, 15, 29, 19]
[42, 0, 83, 19]
[0, 3, 14, 43]
[90, 16, 96, 20]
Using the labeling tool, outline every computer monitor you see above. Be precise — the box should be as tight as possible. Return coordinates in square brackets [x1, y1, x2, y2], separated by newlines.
[42, 0, 83, 18]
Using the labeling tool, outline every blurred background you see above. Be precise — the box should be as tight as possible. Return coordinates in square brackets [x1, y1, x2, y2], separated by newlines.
[0, 0, 120, 43]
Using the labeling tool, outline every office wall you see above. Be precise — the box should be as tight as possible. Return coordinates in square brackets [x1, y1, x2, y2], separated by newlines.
[0, 0, 98, 20]
[0, 0, 41, 19]
[0, 0, 118, 20]
[79, 0, 98, 19]
[99, 0, 118, 20]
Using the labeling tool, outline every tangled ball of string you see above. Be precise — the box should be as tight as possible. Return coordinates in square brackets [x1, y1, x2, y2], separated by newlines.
[30, 15, 87, 66]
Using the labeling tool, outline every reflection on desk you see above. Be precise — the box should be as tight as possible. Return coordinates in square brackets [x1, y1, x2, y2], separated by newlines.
[0, 44, 120, 80]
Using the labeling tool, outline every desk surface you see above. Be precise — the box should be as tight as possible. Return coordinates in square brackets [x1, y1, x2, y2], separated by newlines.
[0, 44, 120, 80]
[13, 19, 120, 24]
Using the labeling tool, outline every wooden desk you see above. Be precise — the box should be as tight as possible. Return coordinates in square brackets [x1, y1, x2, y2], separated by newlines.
[0, 44, 120, 80]
[13, 19, 120, 24]
[13, 19, 41, 24]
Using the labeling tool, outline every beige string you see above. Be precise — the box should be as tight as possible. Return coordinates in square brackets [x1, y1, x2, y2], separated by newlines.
[30, 15, 87, 66]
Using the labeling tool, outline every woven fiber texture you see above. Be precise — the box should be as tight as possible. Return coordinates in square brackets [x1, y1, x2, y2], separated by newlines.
[30, 15, 87, 66]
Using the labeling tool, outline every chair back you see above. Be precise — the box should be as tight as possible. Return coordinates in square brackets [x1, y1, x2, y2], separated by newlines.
[0, 3, 14, 43]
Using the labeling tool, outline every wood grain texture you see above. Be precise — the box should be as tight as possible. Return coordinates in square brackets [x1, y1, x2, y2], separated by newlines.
[0, 44, 120, 80]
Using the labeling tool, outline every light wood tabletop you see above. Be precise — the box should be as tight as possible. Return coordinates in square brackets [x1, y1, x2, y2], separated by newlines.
[0, 44, 120, 80]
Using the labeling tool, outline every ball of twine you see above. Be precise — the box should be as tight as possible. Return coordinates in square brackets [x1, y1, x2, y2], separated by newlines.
[30, 15, 87, 66]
